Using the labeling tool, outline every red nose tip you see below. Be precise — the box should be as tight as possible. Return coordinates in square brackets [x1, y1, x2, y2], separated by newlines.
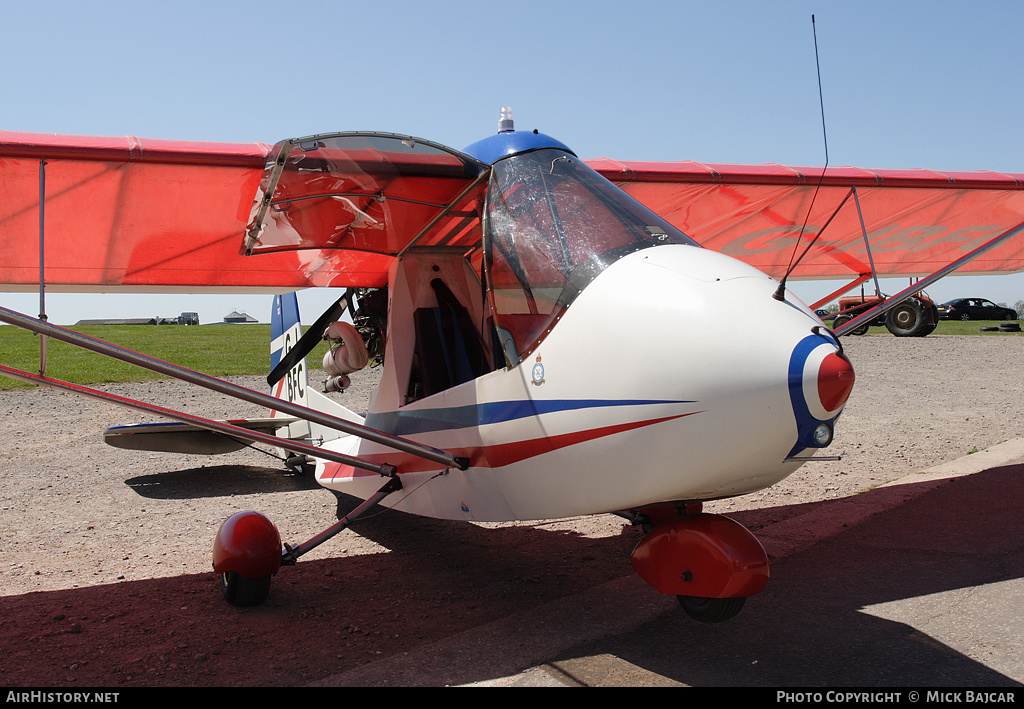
[818, 352, 855, 415]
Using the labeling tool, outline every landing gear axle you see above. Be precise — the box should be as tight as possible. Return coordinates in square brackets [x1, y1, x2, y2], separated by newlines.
[212, 477, 402, 606]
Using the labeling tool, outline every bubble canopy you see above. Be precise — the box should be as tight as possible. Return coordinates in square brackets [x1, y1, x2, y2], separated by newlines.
[245, 132, 698, 357]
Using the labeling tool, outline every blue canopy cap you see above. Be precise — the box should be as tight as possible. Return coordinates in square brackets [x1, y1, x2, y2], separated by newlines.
[463, 107, 575, 165]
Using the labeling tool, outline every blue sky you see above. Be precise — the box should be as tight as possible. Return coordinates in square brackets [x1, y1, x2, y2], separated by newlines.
[4, 0, 1024, 324]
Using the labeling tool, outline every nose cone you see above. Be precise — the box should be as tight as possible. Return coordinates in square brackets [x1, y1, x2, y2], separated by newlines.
[818, 350, 856, 416]
[789, 335, 855, 454]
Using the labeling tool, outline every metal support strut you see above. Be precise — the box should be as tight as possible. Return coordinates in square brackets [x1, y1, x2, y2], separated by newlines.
[0, 305, 469, 471]
[281, 477, 403, 565]
[38, 158, 48, 376]
[0, 363, 398, 477]
[833, 218, 1024, 337]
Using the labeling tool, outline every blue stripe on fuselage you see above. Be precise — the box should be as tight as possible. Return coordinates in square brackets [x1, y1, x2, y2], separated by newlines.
[365, 398, 696, 436]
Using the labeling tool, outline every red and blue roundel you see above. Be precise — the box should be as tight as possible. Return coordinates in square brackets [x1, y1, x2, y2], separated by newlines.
[788, 334, 855, 454]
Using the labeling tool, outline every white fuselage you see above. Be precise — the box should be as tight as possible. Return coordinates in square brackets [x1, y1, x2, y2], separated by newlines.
[314, 243, 847, 522]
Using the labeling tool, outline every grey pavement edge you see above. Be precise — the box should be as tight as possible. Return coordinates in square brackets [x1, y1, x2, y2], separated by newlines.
[309, 438, 1024, 687]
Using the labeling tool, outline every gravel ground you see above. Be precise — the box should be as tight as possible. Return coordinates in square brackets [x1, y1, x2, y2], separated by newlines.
[1, 333, 1022, 686]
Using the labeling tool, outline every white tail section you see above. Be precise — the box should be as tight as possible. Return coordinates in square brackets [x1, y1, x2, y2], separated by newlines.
[269, 294, 365, 456]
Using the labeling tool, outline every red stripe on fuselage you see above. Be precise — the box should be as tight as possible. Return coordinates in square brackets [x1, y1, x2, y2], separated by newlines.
[319, 412, 700, 481]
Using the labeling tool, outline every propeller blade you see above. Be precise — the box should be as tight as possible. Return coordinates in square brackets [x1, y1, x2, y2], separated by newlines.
[266, 292, 351, 387]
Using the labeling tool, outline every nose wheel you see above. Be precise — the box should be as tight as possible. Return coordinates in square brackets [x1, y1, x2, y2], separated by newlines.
[676, 595, 746, 623]
[630, 511, 769, 622]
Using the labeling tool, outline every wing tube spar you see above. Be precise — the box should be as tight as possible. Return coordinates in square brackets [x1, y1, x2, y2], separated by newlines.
[0, 304, 469, 471]
[0, 363, 396, 477]
[832, 217, 1024, 337]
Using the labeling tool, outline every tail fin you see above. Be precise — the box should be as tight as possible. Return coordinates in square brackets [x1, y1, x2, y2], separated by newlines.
[270, 293, 308, 408]
[269, 294, 365, 472]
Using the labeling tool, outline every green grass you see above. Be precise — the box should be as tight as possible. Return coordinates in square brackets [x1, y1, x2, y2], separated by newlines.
[1, 316, 1019, 390]
[0, 324, 331, 390]
[853, 319, 1023, 336]
[932, 319, 1022, 335]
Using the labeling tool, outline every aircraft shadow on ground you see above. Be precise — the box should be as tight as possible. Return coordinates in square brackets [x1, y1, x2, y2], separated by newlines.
[0, 495, 641, 686]
[11, 465, 1023, 686]
[124, 464, 321, 498]
[536, 464, 1024, 687]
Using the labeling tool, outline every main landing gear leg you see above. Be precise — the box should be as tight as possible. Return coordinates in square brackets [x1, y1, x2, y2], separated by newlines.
[213, 477, 402, 607]
[628, 505, 769, 623]
[281, 477, 402, 567]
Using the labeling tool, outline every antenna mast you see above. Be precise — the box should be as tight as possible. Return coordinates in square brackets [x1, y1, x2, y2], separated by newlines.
[773, 14, 829, 301]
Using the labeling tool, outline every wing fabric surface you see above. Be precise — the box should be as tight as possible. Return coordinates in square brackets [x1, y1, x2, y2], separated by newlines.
[243, 133, 489, 260]
[0, 132, 389, 291]
[4, 129, 1024, 292]
[591, 160, 1024, 280]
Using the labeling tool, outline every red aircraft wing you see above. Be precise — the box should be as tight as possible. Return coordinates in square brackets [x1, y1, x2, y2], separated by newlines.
[0, 131, 489, 293]
[589, 159, 1024, 281]
[0, 131, 331, 291]
[5, 129, 1024, 293]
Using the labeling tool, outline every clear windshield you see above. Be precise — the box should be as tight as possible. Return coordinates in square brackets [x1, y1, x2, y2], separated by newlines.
[484, 148, 697, 363]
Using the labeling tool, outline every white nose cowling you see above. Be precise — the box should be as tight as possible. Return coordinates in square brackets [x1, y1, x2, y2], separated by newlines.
[787, 334, 855, 454]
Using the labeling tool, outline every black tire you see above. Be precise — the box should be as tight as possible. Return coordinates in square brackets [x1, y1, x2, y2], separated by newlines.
[677, 595, 746, 623]
[960, 313, 972, 321]
[999, 322, 1021, 332]
[886, 299, 926, 337]
[831, 315, 867, 336]
[981, 326, 1000, 332]
[221, 571, 271, 607]
[913, 304, 940, 337]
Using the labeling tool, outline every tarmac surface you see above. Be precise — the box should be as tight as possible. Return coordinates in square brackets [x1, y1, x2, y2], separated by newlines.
[312, 439, 1024, 687]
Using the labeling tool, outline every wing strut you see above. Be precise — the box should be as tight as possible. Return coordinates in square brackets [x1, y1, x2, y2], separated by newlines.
[779, 187, 857, 293]
[0, 305, 469, 471]
[810, 274, 873, 311]
[0, 363, 397, 477]
[37, 158, 48, 376]
[851, 187, 883, 299]
[280, 477, 403, 566]
[809, 188, 883, 311]
[833, 218, 1024, 336]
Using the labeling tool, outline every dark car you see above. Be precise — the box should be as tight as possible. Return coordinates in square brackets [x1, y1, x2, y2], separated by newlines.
[937, 298, 1018, 321]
